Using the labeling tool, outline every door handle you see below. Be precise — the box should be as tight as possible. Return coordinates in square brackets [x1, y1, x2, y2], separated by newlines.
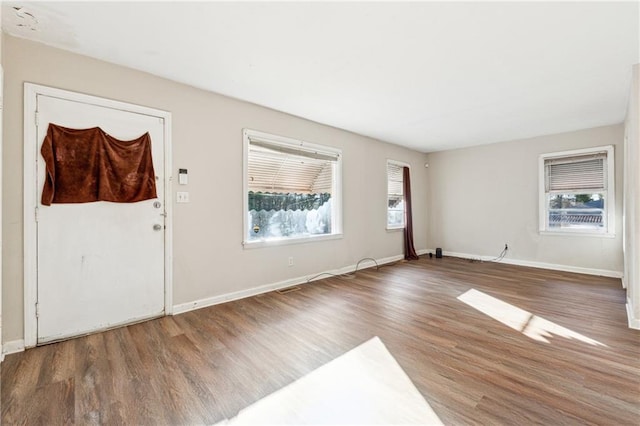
[153, 224, 163, 231]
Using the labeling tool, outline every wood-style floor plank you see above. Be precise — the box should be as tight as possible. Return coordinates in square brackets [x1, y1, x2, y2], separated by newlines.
[2, 256, 639, 425]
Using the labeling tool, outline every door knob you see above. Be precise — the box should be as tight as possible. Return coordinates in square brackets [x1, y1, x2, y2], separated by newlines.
[153, 224, 163, 231]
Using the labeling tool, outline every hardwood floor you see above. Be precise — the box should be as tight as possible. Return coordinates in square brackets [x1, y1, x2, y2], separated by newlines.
[2, 256, 639, 425]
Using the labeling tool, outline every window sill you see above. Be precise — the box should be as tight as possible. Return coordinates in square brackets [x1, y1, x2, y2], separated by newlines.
[243, 233, 343, 249]
[386, 226, 405, 232]
[539, 230, 616, 238]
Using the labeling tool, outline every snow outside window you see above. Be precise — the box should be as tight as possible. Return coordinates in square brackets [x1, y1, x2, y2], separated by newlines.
[539, 145, 614, 236]
[243, 129, 342, 247]
[387, 161, 405, 229]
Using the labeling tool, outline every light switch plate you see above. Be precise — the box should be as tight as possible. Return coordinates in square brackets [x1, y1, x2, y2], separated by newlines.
[177, 192, 189, 203]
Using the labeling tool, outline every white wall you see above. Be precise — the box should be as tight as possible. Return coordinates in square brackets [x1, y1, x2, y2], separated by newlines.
[426, 125, 624, 276]
[2, 35, 428, 344]
[624, 64, 640, 328]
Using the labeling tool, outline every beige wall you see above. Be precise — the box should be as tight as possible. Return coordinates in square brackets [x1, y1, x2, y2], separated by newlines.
[624, 64, 640, 327]
[426, 125, 625, 274]
[2, 35, 429, 343]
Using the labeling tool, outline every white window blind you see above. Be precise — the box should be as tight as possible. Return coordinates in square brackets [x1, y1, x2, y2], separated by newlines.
[546, 154, 606, 192]
[387, 163, 404, 197]
[247, 137, 338, 194]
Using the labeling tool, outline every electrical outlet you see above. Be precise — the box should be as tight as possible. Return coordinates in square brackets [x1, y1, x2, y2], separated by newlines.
[288, 257, 294, 267]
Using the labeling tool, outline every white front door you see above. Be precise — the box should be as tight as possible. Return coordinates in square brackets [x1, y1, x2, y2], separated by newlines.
[35, 94, 166, 344]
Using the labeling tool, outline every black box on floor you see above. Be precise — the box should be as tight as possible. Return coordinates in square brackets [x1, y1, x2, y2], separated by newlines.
[435, 248, 443, 258]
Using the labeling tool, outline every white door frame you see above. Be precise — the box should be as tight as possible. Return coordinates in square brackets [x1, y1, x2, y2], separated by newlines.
[0, 66, 4, 361]
[23, 83, 173, 348]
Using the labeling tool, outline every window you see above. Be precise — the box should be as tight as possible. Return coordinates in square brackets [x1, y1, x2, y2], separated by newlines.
[387, 161, 405, 229]
[243, 129, 342, 246]
[539, 145, 614, 236]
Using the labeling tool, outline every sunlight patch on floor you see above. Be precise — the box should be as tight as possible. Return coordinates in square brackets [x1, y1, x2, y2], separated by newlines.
[220, 336, 442, 425]
[457, 288, 606, 346]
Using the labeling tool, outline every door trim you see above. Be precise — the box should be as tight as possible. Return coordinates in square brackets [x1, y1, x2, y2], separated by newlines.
[23, 83, 173, 348]
[0, 66, 3, 362]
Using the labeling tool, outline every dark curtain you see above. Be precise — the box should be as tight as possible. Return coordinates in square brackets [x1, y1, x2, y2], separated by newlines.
[403, 166, 419, 260]
[41, 123, 157, 206]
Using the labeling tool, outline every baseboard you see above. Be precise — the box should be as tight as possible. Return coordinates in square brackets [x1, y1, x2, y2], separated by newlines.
[439, 250, 623, 279]
[626, 298, 640, 330]
[2, 339, 25, 357]
[172, 275, 310, 315]
[173, 252, 418, 315]
[175, 246, 626, 318]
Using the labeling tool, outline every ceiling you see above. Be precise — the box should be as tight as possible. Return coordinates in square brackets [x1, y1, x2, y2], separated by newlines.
[2, 2, 638, 153]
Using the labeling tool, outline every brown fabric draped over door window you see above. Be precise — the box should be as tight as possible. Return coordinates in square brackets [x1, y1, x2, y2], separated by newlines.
[41, 123, 157, 206]
[403, 166, 419, 260]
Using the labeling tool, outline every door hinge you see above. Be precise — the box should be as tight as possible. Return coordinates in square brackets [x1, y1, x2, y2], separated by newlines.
[35, 302, 40, 318]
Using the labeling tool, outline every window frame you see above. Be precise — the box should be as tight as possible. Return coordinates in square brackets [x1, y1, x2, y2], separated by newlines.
[387, 159, 409, 231]
[538, 145, 615, 237]
[242, 128, 343, 248]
